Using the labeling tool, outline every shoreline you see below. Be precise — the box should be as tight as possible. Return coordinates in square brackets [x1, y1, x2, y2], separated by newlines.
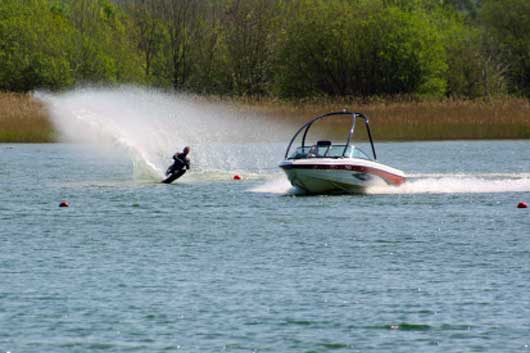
[1, 92, 529, 143]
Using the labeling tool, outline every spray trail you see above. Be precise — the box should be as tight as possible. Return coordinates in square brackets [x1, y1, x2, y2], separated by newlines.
[368, 173, 530, 194]
[250, 173, 530, 195]
[36, 86, 294, 180]
[248, 177, 295, 194]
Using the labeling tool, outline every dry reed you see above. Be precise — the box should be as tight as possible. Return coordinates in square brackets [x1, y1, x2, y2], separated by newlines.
[1, 91, 529, 142]
[0, 92, 55, 143]
[222, 96, 530, 141]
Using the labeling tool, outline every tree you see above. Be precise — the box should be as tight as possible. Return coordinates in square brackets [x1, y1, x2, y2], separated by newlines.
[0, 0, 74, 91]
[66, 0, 143, 84]
[156, 0, 200, 90]
[276, 0, 447, 97]
[184, 2, 230, 94]
[220, 0, 280, 96]
[123, 0, 165, 79]
[480, 0, 530, 97]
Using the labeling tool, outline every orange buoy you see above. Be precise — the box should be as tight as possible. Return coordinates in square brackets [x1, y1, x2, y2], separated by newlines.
[233, 175, 241, 180]
[517, 202, 528, 209]
[59, 201, 69, 207]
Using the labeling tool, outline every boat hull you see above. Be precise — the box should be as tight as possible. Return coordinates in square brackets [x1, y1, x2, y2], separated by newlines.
[279, 158, 406, 194]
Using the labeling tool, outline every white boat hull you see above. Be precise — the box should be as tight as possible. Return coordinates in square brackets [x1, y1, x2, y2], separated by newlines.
[279, 158, 406, 194]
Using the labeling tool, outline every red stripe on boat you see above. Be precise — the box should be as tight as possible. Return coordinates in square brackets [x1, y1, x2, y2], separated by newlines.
[280, 164, 406, 186]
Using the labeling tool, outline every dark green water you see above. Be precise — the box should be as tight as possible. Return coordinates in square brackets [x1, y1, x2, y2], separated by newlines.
[1, 141, 530, 353]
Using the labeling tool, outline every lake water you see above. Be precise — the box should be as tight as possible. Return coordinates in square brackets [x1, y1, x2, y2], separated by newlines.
[2, 140, 530, 353]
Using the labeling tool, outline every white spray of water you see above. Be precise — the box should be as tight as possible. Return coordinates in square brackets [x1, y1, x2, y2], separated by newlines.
[367, 173, 530, 195]
[250, 173, 530, 195]
[36, 86, 295, 180]
[248, 177, 295, 194]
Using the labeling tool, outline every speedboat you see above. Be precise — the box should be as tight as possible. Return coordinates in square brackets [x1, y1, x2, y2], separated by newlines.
[279, 111, 406, 194]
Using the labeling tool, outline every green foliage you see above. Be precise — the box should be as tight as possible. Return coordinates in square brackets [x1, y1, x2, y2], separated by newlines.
[366, 6, 447, 96]
[481, 0, 530, 97]
[445, 26, 483, 97]
[0, 0, 74, 91]
[0, 0, 528, 99]
[182, 4, 231, 94]
[0, 0, 143, 92]
[220, 0, 280, 96]
[276, 0, 446, 97]
[65, 0, 143, 84]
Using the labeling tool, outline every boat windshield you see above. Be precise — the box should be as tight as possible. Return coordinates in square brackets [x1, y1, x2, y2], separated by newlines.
[288, 144, 371, 160]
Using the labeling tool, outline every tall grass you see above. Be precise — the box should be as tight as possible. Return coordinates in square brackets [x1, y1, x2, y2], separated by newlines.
[1, 91, 529, 142]
[226, 96, 530, 140]
[0, 92, 55, 143]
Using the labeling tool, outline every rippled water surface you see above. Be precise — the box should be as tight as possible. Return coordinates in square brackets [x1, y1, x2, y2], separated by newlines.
[2, 141, 530, 353]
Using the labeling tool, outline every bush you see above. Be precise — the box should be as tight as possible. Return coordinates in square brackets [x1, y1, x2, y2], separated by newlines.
[275, 0, 447, 98]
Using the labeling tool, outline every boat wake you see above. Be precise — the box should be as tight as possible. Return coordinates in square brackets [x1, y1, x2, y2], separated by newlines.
[368, 173, 530, 194]
[250, 173, 530, 195]
[248, 177, 296, 195]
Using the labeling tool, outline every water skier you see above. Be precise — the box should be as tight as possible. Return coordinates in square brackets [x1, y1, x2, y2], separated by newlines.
[162, 146, 190, 183]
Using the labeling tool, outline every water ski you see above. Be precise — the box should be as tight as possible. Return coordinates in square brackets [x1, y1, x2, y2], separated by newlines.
[162, 169, 186, 184]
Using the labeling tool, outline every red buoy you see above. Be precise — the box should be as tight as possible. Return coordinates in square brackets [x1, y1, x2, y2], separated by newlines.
[59, 201, 69, 208]
[517, 202, 528, 209]
[233, 175, 241, 180]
